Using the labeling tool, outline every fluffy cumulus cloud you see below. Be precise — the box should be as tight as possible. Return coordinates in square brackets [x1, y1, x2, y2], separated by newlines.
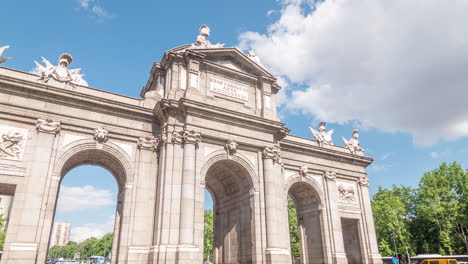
[78, 0, 110, 18]
[56, 185, 114, 212]
[239, 0, 468, 145]
[71, 215, 115, 242]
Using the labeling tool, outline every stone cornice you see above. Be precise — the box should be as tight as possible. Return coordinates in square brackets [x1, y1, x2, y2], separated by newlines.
[0, 68, 154, 123]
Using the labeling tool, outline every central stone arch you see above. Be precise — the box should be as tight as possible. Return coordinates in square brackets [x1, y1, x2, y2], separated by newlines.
[200, 152, 258, 264]
[39, 139, 134, 264]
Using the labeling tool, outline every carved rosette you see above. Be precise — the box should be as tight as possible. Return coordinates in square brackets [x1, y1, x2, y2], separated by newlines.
[299, 165, 309, 177]
[183, 130, 201, 145]
[93, 128, 109, 144]
[358, 176, 369, 187]
[262, 146, 281, 164]
[324, 170, 336, 181]
[36, 118, 61, 135]
[137, 136, 159, 151]
[224, 139, 238, 155]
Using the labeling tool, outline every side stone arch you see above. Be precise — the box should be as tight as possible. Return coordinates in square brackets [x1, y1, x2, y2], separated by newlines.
[283, 173, 325, 204]
[53, 138, 134, 188]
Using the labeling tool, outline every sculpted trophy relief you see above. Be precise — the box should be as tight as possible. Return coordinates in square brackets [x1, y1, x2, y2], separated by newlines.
[309, 121, 334, 147]
[191, 25, 225, 49]
[34, 53, 88, 86]
[0, 46, 11, 64]
[342, 129, 364, 155]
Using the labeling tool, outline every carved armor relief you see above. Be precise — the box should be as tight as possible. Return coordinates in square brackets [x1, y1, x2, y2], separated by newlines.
[336, 181, 358, 204]
[0, 125, 28, 161]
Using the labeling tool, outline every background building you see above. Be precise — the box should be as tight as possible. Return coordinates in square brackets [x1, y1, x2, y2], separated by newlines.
[50, 222, 71, 247]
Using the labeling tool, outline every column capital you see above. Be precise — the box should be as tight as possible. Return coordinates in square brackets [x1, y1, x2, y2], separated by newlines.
[324, 170, 336, 181]
[358, 176, 369, 186]
[35, 118, 61, 135]
[183, 130, 201, 145]
[137, 136, 160, 152]
[262, 145, 281, 164]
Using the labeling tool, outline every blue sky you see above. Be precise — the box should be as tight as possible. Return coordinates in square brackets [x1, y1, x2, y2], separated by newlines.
[3, 0, 468, 242]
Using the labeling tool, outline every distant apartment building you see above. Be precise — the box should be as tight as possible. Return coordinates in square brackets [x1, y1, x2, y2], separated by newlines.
[50, 222, 71, 247]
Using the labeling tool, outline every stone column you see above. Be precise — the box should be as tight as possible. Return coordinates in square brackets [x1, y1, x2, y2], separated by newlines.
[358, 177, 383, 264]
[324, 171, 348, 264]
[263, 146, 290, 264]
[1, 118, 61, 264]
[179, 130, 200, 245]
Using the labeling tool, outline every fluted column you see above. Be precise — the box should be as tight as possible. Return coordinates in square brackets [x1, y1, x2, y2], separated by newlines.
[358, 177, 383, 264]
[179, 130, 201, 245]
[324, 171, 348, 264]
[263, 146, 290, 264]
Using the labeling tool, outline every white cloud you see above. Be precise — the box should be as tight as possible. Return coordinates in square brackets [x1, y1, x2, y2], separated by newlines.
[430, 152, 439, 159]
[78, 0, 110, 18]
[57, 185, 114, 213]
[239, 0, 468, 146]
[70, 215, 115, 242]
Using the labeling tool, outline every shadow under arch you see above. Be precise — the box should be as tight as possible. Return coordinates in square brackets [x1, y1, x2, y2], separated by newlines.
[48, 138, 135, 264]
[285, 174, 326, 264]
[200, 150, 258, 264]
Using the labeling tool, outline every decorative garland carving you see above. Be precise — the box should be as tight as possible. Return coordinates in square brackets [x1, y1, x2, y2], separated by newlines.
[36, 118, 61, 135]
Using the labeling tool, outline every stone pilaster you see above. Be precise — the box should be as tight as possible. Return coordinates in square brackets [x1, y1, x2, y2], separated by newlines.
[263, 146, 290, 264]
[324, 171, 348, 264]
[358, 177, 383, 264]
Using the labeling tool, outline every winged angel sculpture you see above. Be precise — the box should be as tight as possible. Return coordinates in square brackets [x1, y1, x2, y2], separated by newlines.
[342, 129, 364, 155]
[309, 121, 334, 147]
[0, 46, 11, 64]
[34, 53, 88, 86]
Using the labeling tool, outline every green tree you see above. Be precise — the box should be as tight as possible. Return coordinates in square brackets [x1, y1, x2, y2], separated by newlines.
[416, 162, 468, 254]
[288, 196, 300, 262]
[204, 209, 214, 262]
[0, 214, 6, 251]
[81, 237, 99, 258]
[48, 245, 63, 258]
[372, 185, 416, 262]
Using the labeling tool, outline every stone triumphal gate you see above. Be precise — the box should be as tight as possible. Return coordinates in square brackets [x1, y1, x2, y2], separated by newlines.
[0, 27, 382, 264]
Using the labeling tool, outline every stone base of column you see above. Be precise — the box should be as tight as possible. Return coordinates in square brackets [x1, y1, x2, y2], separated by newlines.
[368, 253, 384, 264]
[149, 244, 201, 264]
[127, 246, 150, 264]
[265, 247, 291, 264]
[0, 242, 38, 264]
[333, 252, 348, 264]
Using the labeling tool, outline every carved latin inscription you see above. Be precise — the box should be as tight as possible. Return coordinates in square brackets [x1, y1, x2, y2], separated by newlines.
[209, 77, 249, 101]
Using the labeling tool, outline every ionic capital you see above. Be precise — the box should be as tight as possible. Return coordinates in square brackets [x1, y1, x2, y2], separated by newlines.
[137, 136, 160, 152]
[358, 176, 369, 187]
[262, 146, 281, 164]
[36, 118, 61, 135]
[183, 130, 201, 145]
[324, 170, 336, 181]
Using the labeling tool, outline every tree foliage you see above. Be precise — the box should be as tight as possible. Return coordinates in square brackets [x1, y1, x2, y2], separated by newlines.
[288, 196, 301, 262]
[47, 233, 113, 259]
[0, 214, 6, 251]
[204, 209, 214, 262]
[372, 162, 468, 260]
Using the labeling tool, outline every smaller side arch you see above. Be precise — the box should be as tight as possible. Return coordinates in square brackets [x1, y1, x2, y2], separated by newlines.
[53, 138, 134, 189]
[284, 173, 325, 204]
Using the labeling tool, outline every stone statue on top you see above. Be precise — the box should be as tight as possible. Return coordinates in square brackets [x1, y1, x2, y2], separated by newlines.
[191, 25, 225, 49]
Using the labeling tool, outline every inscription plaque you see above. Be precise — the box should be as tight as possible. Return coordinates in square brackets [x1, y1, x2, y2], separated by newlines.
[209, 77, 249, 101]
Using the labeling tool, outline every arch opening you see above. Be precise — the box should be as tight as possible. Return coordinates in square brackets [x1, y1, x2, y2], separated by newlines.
[288, 182, 325, 264]
[47, 145, 131, 264]
[204, 159, 255, 264]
